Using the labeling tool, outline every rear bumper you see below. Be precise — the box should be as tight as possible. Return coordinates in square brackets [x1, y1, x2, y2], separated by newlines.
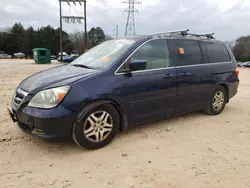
[229, 81, 239, 100]
[9, 104, 77, 141]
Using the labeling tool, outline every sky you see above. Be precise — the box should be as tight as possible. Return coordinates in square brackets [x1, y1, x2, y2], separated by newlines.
[1, 0, 250, 41]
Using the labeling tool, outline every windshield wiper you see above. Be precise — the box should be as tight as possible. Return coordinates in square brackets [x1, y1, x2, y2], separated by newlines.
[72, 64, 95, 70]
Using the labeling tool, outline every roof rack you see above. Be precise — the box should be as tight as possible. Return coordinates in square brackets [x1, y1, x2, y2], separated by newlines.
[151, 29, 189, 38]
[183, 32, 215, 39]
[150, 30, 215, 39]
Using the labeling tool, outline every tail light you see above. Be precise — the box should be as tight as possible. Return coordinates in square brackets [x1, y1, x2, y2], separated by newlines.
[235, 68, 239, 76]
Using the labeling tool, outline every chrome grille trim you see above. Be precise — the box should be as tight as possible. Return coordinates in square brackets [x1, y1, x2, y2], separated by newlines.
[17, 88, 28, 97]
[15, 97, 22, 102]
[13, 88, 28, 106]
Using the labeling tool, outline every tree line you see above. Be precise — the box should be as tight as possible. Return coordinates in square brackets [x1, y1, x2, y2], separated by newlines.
[1, 22, 250, 62]
[0, 23, 110, 58]
[232, 36, 250, 62]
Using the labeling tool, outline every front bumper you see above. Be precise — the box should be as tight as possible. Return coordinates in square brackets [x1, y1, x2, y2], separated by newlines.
[9, 104, 77, 141]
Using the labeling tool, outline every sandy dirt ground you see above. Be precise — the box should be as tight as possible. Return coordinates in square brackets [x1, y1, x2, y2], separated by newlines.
[0, 59, 250, 188]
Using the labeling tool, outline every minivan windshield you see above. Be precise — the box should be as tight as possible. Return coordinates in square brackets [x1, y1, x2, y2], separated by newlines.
[70, 39, 136, 70]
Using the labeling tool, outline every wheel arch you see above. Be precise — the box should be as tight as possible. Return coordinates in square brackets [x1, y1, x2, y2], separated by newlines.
[76, 99, 128, 131]
[217, 83, 229, 103]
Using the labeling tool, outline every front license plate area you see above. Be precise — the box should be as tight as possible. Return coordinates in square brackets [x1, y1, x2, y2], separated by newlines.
[7, 108, 18, 123]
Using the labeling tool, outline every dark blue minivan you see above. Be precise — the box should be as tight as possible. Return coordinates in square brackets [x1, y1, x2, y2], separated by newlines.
[8, 30, 239, 149]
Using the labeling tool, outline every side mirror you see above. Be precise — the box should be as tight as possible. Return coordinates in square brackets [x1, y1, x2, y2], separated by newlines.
[129, 60, 147, 71]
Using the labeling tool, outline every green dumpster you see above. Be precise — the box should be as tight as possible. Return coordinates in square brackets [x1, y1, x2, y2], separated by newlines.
[33, 48, 51, 64]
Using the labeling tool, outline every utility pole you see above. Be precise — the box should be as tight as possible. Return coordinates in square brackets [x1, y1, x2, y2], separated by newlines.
[84, 0, 87, 51]
[59, 0, 63, 61]
[59, 0, 87, 58]
[116, 25, 119, 38]
[112, 25, 119, 39]
[123, 0, 141, 36]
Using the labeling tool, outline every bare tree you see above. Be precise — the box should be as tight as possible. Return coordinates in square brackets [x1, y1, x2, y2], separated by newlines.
[225, 40, 236, 50]
[105, 34, 113, 40]
[69, 27, 108, 54]
[69, 30, 86, 54]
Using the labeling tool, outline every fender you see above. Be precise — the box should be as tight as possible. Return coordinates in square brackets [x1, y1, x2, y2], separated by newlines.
[216, 82, 229, 103]
[76, 99, 129, 131]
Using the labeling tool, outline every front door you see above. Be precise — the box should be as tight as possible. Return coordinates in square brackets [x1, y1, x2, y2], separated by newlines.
[115, 39, 177, 123]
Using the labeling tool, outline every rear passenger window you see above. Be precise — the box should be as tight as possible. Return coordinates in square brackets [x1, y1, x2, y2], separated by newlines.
[168, 39, 202, 66]
[204, 42, 231, 63]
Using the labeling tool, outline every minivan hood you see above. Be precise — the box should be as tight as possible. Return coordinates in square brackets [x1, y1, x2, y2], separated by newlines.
[19, 65, 97, 94]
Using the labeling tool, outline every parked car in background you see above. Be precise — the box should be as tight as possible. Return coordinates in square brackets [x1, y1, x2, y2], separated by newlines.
[51, 55, 57, 60]
[63, 55, 79, 63]
[14, 52, 25, 59]
[238, 62, 249, 67]
[237, 62, 243, 67]
[57, 52, 68, 61]
[0, 52, 11, 59]
[8, 30, 239, 149]
[240, 62, 250, 67]
[238, 62, 246, 67]
[71, 51, 78, 56]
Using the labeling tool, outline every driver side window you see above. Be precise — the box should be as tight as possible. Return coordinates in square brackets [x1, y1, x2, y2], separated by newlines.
[131, 39, 170, 70]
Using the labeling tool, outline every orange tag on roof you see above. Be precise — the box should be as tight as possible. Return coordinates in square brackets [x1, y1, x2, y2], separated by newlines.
[179, 48, 185, 54]
[101, 57, 110, 63]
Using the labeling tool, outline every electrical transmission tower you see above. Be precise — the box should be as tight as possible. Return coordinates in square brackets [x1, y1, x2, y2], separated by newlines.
[123, 0, 141, 36]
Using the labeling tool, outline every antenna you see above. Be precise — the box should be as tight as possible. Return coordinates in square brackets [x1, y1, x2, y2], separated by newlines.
[122, 0, 141, 36]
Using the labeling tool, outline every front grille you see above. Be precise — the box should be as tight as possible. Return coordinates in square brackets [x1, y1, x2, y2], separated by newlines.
[13, 88, 28, 107]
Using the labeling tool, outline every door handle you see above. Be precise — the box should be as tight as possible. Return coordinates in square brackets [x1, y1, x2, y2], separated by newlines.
[180, 72, 191, 77]
[164, 73, 173, 79]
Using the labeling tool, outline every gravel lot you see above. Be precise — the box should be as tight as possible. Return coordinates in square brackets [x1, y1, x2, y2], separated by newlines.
[0, 60, 250, 188]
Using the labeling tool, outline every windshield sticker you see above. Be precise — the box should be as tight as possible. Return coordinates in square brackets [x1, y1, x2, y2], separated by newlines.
[101, 57, 111, 63]
[179, 48, 185, 54]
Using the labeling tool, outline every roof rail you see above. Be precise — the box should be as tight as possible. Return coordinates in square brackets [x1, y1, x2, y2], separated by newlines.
[149, 30, 215, 39]
[184, 33, 215, 39]
[151, 29, 189, 38]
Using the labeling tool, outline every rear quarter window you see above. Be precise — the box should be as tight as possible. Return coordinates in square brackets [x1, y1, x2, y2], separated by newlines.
[204, 42, 231, 63]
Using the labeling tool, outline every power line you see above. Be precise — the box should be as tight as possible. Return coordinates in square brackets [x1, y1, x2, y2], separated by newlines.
[58, 0, 87, 60]
[122, 0, 141, 36]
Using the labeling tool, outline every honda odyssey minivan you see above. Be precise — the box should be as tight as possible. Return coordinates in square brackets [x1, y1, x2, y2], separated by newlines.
[8, 30, 239, 149]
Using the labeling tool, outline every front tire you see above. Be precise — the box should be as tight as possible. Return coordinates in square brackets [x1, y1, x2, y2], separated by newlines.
[72, 104, 120, 149]
[204, 85, 227, 115]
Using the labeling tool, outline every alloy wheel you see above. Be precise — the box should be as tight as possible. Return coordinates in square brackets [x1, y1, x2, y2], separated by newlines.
[83, 111, 113, 142]
[212, 91, 225, 111]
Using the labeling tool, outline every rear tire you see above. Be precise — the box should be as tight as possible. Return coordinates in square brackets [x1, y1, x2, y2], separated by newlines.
[204, 85, 227, 115]
[72, 104, 120, 149]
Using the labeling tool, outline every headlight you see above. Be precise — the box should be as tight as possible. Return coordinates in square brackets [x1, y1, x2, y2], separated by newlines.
[28, 86, 70, 109]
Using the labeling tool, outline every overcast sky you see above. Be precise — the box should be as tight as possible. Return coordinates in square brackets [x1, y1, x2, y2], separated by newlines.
[1, 0, 250, 41]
